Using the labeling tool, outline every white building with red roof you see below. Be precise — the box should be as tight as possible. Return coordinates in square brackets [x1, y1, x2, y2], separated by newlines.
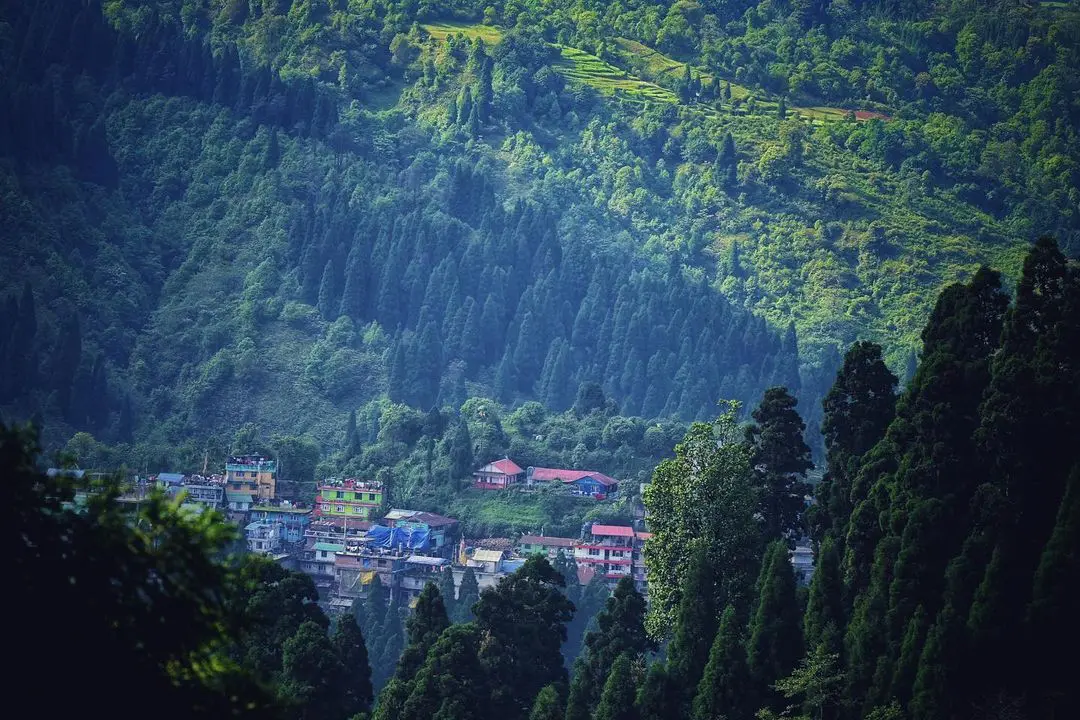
[473, 457, 525, 489]
[573, 523, 651, 594]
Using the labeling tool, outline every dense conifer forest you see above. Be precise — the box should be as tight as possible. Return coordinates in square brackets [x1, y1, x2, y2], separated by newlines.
[2, 0, 1079, 718]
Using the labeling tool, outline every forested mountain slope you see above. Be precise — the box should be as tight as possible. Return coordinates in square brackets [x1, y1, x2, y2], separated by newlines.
[1, 0, 1076, 463]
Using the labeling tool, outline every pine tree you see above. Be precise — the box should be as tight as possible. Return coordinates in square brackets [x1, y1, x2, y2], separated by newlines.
[394, 582, 450, 685]
[374, 597, 405, 689]
[803, 535, 845, 656]
[580, 577, 653, 707]
[530, 684, 565, 720]
[457, 86, 473, 125]
[447, 419, 474, 488]
[666, 545, 718, 709]
[636, 663, 678, 720]
[281, 620, 346, 720]
[746, 386, 814, 544]
[1024, 464, 1080, 717]
[455, 566, 480, 623]
[473, 556, 574, 719]
[565, 664, 592, 720]
[399, 624, 488, 720]
[810, 341, 897, 548]
[438, 565, 458, 619]
[339, 241, 367, 320]
[692, 605, 751, 720]
[317, 259, 338, 320]
[594, 653, 638, 720]
[747, 541, 804, 710]
[345, 409, 361, 459]
[54, 311, 82, 420]
[331, 612, 374, 717]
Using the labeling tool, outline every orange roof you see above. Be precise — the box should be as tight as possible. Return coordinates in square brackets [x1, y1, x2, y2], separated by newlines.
[488, 458, 524, 475]
[635, 531, 653, 540]
[591, 524, 635, 538]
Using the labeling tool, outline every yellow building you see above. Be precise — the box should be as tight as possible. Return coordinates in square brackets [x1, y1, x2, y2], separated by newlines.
[225, 455, 277, 502]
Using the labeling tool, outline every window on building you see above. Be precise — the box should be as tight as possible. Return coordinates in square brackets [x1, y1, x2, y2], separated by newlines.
[336, 505, 344, 513]
[589, 548, 599, 556]
[368, 493, 376, 501]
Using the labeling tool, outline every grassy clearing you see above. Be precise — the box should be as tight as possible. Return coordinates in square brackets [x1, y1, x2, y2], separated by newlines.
[421, 21, 502, 44]
[445, 488, 599, 536]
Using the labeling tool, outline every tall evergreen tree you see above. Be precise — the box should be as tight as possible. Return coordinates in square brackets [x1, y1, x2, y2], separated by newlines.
[565, 664, 592, 720]
[317, 259, 338, 320]
[530, 684, 566, 720]
[455, 566, 480, 623]
[1025, 464, 1080, 717]
[666, 545, 719, 709]
[594, 653, 638, 720]
[281, 620, 346, 720]
[474, 556, 575, 720]
[635, 663, 678, 720]
[810, 341, 897, 548]
[438, 565, 458, 619]
[345, 409, 361, 459]
[580, 577, 653, 707]
[331, 612, 374, 717]
[399, 624, 488, 720]
[395, 582, 450, 683]
[803, 535, 845, 656]
[746, 386, 814, 544]
[448, 419, 474, 486]
[692, 605, 751, 720]
[747, 541, 804, 710]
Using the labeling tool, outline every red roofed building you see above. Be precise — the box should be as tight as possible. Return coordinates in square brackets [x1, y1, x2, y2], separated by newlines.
[473, 458, 525, 489]
[526, 466, 619, 499]
[572, 524, 652, 595]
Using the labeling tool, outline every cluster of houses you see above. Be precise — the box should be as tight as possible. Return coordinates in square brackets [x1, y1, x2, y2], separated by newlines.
[473, 457, 620, 499]
[144, 455, 651, 614]
[130, 454, 812, 615]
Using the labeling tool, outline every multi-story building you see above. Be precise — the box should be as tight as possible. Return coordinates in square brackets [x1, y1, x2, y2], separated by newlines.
[250, 504, 312, 544]
[245, 520, 283, 555]
[156, 473, 226, 511]
[316, 478, 383, 521]
[574, 524, 635, 582]
[225, 455, 277, 502]
[574, 524, 652, 593]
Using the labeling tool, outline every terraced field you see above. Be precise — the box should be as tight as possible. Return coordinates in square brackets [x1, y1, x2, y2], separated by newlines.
[553, 45, 677, 103]
[421, 22, 889, 122]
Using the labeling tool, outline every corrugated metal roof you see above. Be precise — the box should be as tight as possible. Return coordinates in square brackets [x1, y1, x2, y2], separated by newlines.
[313, 542, 346, 553]
[591, 524, 635, 537]
[519, 535, 576, 547]
[471, 549, 504, 563]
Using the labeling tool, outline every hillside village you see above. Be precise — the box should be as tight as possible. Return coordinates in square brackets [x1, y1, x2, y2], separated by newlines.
[77, 452, 815, 619]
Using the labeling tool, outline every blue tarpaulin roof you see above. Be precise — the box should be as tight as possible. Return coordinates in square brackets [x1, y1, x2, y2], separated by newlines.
[365, 524, 430, 550]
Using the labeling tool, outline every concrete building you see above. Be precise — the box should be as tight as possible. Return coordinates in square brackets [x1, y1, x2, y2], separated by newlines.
[316, 478, 383, 521]
[225, 455, 277, 502]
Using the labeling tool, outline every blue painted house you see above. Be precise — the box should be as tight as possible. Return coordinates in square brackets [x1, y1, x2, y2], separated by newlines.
[250, 505, 312, 543]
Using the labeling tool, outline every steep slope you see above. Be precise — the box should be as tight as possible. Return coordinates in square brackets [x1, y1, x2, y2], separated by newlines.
[1, 0, 1075, 461]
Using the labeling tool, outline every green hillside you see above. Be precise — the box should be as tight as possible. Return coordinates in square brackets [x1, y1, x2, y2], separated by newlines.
[1, 0, 1077, 476]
